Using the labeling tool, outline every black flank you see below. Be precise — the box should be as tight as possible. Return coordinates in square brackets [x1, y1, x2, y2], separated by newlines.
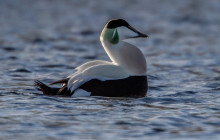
[79, 76, 148, 98]
[35, 76, 148, 97]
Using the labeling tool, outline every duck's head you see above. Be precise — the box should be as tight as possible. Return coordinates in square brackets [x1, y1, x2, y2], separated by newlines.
[100, 19, 148, 75]
[100, 19, 148, 44]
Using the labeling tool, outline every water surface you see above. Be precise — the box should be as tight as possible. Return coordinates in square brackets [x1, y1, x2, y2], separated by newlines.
[0, 0, 220, 139]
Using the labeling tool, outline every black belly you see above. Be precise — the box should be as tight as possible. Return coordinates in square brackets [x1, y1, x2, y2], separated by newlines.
[78, 76, 148, 97]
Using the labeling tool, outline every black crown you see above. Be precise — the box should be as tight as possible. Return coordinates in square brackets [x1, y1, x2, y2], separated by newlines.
[106, 19, 129, 29]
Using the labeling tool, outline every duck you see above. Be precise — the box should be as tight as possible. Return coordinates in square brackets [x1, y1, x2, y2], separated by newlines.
[34, 19, 149, 97]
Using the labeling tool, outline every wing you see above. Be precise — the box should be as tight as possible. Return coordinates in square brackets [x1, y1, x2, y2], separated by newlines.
[49, 60, 113, 85]
[74, 60, 113, 72]
[67, 64, 130, 93]
[67, 60, 113, 79]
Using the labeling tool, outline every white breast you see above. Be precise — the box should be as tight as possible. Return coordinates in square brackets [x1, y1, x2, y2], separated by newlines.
[101, 40, 147, 75]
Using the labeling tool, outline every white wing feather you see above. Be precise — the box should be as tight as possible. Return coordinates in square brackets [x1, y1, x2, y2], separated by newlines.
[74, 60, 113, 72]
[67, 64, 130, 93]
[67, 60, 113, 79]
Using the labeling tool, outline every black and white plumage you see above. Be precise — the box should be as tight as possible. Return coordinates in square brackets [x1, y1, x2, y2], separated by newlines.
[34, 19, 149, 97]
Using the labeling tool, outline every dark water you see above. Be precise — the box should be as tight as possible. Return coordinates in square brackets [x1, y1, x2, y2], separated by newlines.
[0, 0, 220, 139]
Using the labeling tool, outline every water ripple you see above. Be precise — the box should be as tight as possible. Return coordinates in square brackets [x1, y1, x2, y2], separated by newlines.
[0, 0, 220, 139]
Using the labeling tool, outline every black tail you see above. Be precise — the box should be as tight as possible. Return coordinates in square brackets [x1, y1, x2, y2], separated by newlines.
[34, 80, 72, 96]
[34, 80, 59, 95]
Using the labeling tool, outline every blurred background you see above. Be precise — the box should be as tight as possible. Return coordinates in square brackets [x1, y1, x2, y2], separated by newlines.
[0, 0, 220, 139]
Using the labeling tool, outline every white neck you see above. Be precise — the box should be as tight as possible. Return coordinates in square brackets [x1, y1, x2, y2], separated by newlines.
[100, 28, 147, 76]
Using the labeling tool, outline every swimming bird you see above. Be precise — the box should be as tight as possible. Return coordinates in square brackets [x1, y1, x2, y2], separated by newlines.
[35, 19, 149, 97]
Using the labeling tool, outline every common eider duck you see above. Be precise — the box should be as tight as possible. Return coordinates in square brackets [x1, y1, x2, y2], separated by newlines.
[35, 19, 149, 97]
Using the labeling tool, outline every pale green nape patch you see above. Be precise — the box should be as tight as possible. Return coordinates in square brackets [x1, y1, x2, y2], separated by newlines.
[102, 28, 119, 44]
[110, 29, 119, 44]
